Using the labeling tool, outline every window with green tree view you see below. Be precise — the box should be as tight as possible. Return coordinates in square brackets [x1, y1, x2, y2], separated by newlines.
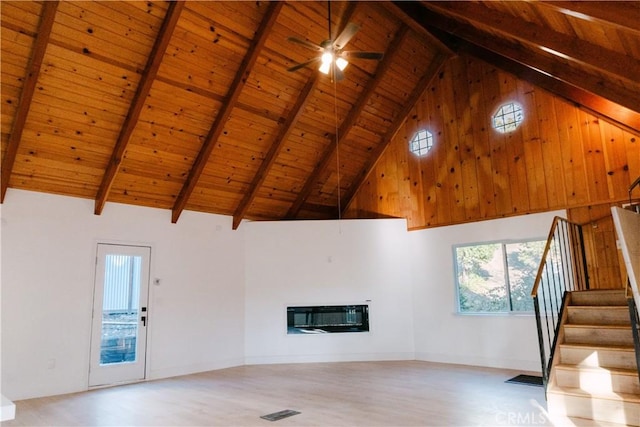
[454, 240, 545, 313]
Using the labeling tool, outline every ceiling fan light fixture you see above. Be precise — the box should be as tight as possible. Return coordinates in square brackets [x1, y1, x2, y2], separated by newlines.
[319, 52, 333, 74]
[335, 57, 348, 71]
[286, 3, 382, 77]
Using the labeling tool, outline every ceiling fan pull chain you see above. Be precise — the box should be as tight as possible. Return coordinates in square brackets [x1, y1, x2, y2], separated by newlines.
[327, 0, 332, 40]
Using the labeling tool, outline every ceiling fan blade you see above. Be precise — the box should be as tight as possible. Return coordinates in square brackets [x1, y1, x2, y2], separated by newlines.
[329, 1, 348, 41]
[332, 22, 360, 50]
[287, 36, 323, 52]
[342, 51, 384, 60]
[287, 57, 321, 72]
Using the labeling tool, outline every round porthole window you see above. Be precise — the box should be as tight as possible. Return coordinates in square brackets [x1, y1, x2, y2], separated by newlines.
[492, 102, 524, 133]
[409, 129, 434, 156]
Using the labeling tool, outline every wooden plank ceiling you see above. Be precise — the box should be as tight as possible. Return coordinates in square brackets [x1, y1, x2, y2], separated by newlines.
[2, 1, 638, 228]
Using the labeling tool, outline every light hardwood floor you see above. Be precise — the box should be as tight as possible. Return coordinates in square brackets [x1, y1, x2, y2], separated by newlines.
[0, 361, 622, 426]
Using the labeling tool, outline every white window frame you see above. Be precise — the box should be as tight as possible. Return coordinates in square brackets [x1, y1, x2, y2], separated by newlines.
[453, 238, 545, 315]
[492, 102, 524, 133]
[409, 129, 434, 156]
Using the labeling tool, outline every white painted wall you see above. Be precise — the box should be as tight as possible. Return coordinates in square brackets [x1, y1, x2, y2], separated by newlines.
[243, 219, 415, 364]
[1, 190, 245, 400]
[1, 188, 563, 400]
[611, 207, 640, 318]
[409, 210, 565, 371]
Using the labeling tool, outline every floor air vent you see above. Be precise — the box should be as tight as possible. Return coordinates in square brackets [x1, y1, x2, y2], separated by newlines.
[260, 409, 301, 422]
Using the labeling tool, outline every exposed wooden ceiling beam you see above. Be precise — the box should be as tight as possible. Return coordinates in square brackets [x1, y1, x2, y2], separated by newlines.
[286, 25, 410, 219]
[537, 1, 640, 36]
[381, 2, 454, 56]
[171, 1, 283, 224]
[423, 1, 639, 87]
[342, 52, 449, 215]
[231, 2, 365, 229]
[94, 0, 185, 215]
[232, 73, 319, 230]
[393, 2, 640, 119]
[1, 1, 58, 203]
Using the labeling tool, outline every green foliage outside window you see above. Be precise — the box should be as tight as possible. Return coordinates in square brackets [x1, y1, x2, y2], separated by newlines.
[455, 240, 545, 313]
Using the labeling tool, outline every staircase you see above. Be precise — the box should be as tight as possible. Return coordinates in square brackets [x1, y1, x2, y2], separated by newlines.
[547, 289, 640, 425]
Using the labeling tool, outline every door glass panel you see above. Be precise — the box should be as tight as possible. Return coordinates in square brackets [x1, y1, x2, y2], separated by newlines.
[100, 254, 142, 365]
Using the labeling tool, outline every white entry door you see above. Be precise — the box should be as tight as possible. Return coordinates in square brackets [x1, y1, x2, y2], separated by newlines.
[89, 244, 151, 387]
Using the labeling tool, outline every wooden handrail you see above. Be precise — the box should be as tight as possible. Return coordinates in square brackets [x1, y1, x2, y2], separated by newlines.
[629, 176, 640, 199]
[530, 216, 585, 297]
[530, 216, 562, 297]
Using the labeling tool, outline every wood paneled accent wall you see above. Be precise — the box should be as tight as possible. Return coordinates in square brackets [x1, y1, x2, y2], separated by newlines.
[345, 54, 640, 230]
[567, 203, 634, 290]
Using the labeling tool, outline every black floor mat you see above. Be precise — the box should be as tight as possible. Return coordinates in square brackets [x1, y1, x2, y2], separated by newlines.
[505, 374, 543, 387]
[260, 409, 301, 422]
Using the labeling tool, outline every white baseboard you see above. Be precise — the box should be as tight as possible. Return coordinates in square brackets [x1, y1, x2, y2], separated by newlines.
[414, 351, 541, 372]
[244, 352, 416, 365]
[148, 357, 245, 380]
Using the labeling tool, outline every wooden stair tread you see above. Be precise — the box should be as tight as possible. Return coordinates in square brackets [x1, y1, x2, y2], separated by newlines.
[571, 290, 626, 294]
[564, 324, 632, 329]
[569, 290, 628, 306]
[549, 289, 639, 425]
[555, 363, 640, 376]
[547, 385, 640, 403]
[559, 343, 635, 351]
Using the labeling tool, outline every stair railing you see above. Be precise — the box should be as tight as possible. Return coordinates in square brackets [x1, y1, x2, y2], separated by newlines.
[531, 217, 590, 388]
[622, 175, 640, 383]
[627, 281, 640, 384]
[628, 175, 640, 212]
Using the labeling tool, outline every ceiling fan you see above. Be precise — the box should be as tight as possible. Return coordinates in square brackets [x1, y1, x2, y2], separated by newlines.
[286, 2, 384, 81]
